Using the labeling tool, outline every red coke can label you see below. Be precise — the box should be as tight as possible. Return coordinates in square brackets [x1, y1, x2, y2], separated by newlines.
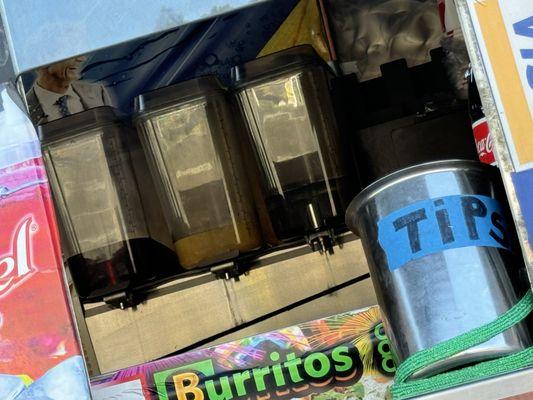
[472, 117, 496, 165]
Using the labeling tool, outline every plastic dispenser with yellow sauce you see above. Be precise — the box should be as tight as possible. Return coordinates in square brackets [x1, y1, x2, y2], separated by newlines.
[134, 76, 262, 269]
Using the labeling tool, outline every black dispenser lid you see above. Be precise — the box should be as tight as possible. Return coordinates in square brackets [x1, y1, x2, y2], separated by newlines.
[134, 75, 225, 115]
[38, 106, 122, 145]
[231, 45, 325, 88]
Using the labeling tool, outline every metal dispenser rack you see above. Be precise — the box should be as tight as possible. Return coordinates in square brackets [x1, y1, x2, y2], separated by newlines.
[0, 0, 532, 398]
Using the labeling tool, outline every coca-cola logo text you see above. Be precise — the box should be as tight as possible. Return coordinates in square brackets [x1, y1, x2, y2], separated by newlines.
[476, 131, 494, 157]
[0, 216, 36, 298]
[472, 118, 495, 165]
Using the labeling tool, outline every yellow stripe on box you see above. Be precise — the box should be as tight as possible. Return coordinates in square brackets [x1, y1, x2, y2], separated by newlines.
[475, 0, 533, 166]
[258, 0, 332, 62]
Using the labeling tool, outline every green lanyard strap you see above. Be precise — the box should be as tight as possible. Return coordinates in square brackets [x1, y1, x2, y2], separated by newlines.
[391, 290, 533, 399]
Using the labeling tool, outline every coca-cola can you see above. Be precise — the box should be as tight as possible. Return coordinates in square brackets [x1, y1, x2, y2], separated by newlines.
[472, 117, 496, 165]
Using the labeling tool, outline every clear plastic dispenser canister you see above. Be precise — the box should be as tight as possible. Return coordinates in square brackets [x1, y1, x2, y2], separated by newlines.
[39, 107, 177, 300]
[232, 45, 354, 242]
[345, 160, 531, 378]
[134, 76, 262, 269]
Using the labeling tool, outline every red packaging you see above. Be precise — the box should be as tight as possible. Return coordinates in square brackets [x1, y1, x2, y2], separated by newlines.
[437, 0, 462, 37]
[472, 117, 496, 165]
[0, 158, 79, 377]
[0, 84, 90, 398]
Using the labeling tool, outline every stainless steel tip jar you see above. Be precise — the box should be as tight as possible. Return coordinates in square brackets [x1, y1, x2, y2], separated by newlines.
[345, 160, 531, 377]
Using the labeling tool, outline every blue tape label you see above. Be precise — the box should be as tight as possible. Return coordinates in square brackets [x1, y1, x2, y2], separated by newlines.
[377, 195, 511, 271]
